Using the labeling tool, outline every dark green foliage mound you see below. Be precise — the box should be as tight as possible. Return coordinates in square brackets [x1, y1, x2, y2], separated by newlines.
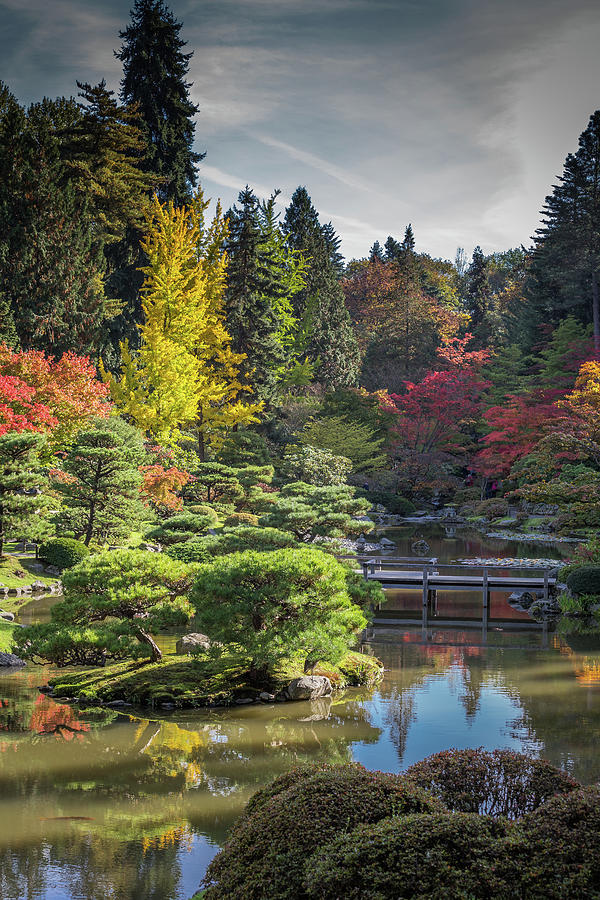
[503, 787, 600, 899]
[359, 489, 416, 516]
[242, 763, 348, 820]
[304, 812, 510, 900]
[475, 498, 509, 519]
[202, 765, 442, 900]
[404, 748, 578, 819]
[39, 537, 89, 570]
[223, 512, 259, 527]
[145, 508, 218, 545]
[165, 526, 298, 563]
[566, 565, 600, 597]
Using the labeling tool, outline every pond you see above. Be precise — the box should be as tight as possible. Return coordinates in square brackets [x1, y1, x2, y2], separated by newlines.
[1, 527, 598, 900]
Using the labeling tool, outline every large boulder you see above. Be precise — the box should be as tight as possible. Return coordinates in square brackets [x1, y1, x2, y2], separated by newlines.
[286, 675, 332, 701]
[175, 632, 211, 654]
[0, 652, 25, 667]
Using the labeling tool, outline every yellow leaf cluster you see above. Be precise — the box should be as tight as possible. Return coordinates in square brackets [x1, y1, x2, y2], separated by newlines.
[102, 189, 262, 450]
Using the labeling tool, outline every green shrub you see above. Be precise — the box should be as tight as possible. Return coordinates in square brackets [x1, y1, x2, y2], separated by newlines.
[304, 812, 510, 900]
[404, 748, 578, 819]
[566, 565, 600, 597]
[358, 489, 416, 515]
[475, 498, 509, 519]
[223, 512, 259, 528]
[165, 527, 298, 563]
[202, 765, 442, 900]
[39, 537, 89, 570]
[145, 508, 218, 545]
[501, 787, 600, 899]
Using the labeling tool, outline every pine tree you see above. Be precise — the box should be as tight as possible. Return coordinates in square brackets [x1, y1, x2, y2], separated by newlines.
[283, 187, 360, 387]
[0, 432, 46, 557]
[53, 426, 147, 545]
[0, 294, 18, 348]
[116, 0, 203, 206]
[0, 92, 106, 356]
[225, 188, 305, 404]
[464, 246, 503, 348]
[527, 110, 600, 350]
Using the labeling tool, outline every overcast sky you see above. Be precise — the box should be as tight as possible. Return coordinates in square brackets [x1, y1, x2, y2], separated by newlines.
[2, 0, 600, 262]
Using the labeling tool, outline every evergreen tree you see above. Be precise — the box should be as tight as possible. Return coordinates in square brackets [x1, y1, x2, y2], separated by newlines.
[0, 91, 106, 356]
[116, 0, 203, 207]
[0, 293, 18, 348]
[283, 187, 359, 387]
[54, 426, 147, 545]
[0, 432, 46, 558]
[527, 110, 600, 349]
[225, 188, 304, 404]
[465, 246, 502, 348]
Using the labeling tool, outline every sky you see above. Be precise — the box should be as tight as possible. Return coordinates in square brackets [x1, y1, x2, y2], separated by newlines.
[2, 0, 600, 262]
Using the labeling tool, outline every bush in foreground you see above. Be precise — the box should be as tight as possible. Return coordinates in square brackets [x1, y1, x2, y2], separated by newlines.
[404, 748, 578, 818]
[145, 508, 218, 545]
[165, 526, 298, 563]
[501, 787, 600, 899]
[39, 537, 89, 570]
[202, 765, 442, 900]
[566, 565, 600, 597]
[304, 812, 510, 900]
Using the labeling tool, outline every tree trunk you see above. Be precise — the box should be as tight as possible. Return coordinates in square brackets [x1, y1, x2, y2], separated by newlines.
[593, 269, 600, 356]
[136, 627, 162, 662]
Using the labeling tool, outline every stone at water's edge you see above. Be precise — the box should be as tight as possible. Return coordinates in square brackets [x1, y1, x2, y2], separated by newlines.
[0, 651, 25, 667]
[286, 675, 332, 701]
[175, 632, 212, 654]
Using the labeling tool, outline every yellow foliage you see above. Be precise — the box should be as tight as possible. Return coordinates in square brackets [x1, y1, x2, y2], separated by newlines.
[102, 189, 262, 449]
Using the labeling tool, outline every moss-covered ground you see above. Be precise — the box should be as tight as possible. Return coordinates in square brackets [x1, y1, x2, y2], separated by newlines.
[48, 649, 384, 709]
[0, 620, 15, 652]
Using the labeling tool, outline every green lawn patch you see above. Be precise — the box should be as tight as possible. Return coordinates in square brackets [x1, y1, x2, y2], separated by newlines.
[0, 553, 59, 589]
[48, 649, 383, 708]
[0, 620, 15, 652]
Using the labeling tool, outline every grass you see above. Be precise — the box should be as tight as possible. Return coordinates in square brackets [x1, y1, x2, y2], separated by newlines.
[48, 649, 384, 708]
[0, 620, 15, 653]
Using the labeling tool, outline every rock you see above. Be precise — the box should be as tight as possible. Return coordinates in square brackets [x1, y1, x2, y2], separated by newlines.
[105, 699, 127, 707]
[28, 562, 45, 573]
[235, 697, 254, 705]
[380, 537, 395, 547]
[259, 691, 275, 702]
[286, 675, 332, 701]
[45, 565, 61, 576]
[411, 539, 431, 556]
[31, 581, 46, 591]
[139, 543, 162, 553]
[160, 702, 175, 710]
[175, 632, 211, 654]
[0, 652, 25, 667]
[508, 590, 537, 609]
[0, 610, 14, 621]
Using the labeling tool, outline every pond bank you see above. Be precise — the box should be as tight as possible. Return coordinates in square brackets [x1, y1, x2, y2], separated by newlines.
[45, 650, 384, 709]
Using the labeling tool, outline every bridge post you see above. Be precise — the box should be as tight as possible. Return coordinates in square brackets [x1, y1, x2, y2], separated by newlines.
[362, 561, 368, 580]
[482, 566, 489, 611]
[543, 570, 549, 603]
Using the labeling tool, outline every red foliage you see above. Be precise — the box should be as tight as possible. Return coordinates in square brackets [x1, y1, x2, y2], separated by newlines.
[0, 345, 109, 441]
[29, 695, 90, 741]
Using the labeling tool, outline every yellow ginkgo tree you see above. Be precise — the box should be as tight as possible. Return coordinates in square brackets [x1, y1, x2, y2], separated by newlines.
[103, 189, 262, 457]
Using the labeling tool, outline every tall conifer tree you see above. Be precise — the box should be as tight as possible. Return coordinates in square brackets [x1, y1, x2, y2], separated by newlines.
[116, 0, 203, 207]
[283, 187, 359, 387]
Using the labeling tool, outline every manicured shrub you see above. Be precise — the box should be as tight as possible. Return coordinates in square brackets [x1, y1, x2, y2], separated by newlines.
[304, 812, 511, 900]
[566, 565, 600, 597]
[404, 748, 578, 819]
[360, 490, 416, 516]
[145, 508, 218, 545]
[39, 537, 89, 570]
[502, 787, 600, 899]
[223, 512, 259, 527]
[475, 498, 509, 519]
[202, 765, 443, 900]
[165, 526, 298, 563]
[242, 763, 348, 820]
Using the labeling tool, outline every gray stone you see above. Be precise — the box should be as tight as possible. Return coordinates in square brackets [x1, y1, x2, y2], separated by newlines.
[0, 610, 14, 621]
[0, 652, 25, 667]
[105, 699, 127, 707]
[139, 543, 162, 553]
[31, 581, 46, 591]
[235, 697, 254, 705]
[286, 675, 332, 701]
[175, 632, 211, 654]
[508, 590, 537, 609]
[380, 537, 395, 547]
[259, 691, 275, 702]
[45, 565, 61, 576]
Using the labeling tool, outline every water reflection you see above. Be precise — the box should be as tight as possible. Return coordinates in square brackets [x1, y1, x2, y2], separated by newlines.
[1, 624, 600, 899]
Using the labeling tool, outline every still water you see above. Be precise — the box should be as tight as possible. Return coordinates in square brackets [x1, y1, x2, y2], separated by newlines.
[1, 528, 597, 900]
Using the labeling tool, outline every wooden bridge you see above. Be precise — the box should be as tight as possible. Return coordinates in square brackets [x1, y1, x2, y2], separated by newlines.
[359, 557, 560, 632]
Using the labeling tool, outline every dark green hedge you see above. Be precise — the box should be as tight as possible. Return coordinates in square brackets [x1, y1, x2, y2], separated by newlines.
[39, 537, 89, 570]
[566, 565, 600, 597]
